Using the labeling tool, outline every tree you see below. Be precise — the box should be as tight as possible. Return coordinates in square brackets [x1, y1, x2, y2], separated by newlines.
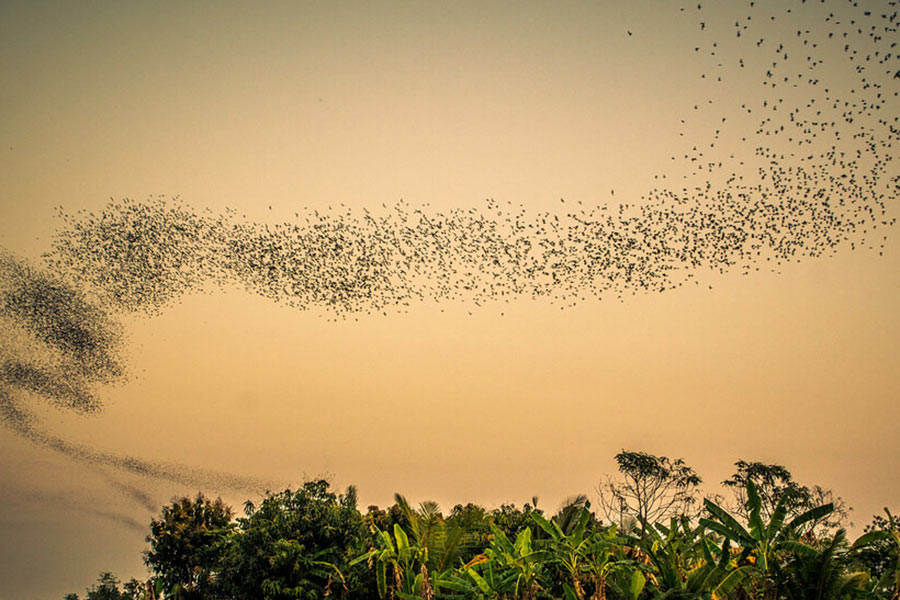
[144, 492, 234, 599]
[597, 450, 702, 532]
[489, 499, 543, 542]
[723, 461, 850, 535]
[67, 573, 154, 600]
[216, 479, 368, 599]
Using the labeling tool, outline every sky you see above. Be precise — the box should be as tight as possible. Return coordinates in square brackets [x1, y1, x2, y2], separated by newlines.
[1, 1, 899, 598]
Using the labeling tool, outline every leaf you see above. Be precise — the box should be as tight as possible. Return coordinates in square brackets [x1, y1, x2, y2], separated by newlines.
[745, 480, 762, 514]
[746, 482, 765, 539]
[701, 498, 754, 546]
[515, 526, 534, 556]
[381, 529, 397, 553]
[713, 565, 752, 597]
[464, 554, 490, 569]
[377, 560, 387, 598]
[851, 530, 890, 549]
[395, 523, 411, 560]
[699, 529, 716, 565]
[532, 511, 563, 542]
[700, 518, 753, 548]
[489, 524, 516, 556]
[780, 540, 818, 557]
[349, 549, 378, 567]
[573, 506, 591, 544]
[467, 567, 492, 594]
[717, 537, 732, 569]
[765, 497, 788, 540]
[630, 568, 646, 600]
[783, 502, 833, 537]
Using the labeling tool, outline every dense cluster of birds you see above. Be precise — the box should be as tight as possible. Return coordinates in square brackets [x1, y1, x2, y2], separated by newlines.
[44, 1, 898, 316]
[0, 252, 273, 492]
[1, 0, 897, 504]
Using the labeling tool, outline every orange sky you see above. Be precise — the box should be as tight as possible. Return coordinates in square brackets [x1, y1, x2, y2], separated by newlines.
[1, 1, 898, 598]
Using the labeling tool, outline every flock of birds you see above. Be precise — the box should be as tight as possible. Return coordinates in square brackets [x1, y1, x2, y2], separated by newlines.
[0, 252, 271, 491]
[44, 1, 899, 317]
[1, 0, 897, 492]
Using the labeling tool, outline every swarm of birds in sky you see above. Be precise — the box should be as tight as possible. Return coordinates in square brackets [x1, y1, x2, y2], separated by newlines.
[0, 0, 898, 493]
[43, 1, 899, 316]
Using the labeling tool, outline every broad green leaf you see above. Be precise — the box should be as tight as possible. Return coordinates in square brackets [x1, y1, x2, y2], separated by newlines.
[851, 530, 890, 549]
[532, 511, 563, 541]
[573, 506, 591, 544]
[515, 526, 534, 556]
[700, 518, 753, 548]
[701, 499, 754, 546]
[490, 524, 516, 556]
[780, 540, 818, 557]
[714, 565, 752, 596]
[765, 498, 788, 540]
[395, 523, 410, 560]
[630, 568, 646, 600]
[467, 567, 492, 594]
[745, 480, 762, 514]
[783, 502, 833, 537]
[747, 482, 765, 539]
[349, 549, 378, 567]
[381, 529, 396, 553]
[377, 560, 387, 598]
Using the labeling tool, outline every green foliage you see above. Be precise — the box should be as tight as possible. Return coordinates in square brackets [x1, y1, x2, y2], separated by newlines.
[351, 522, 431, 599]
[782, 530, 869, 600]
[723, 461, 849, 535]
[489, 501, 543, 542]
[465, 522, 549, 599]
[852, 508, 900, 600]
[701, 479, 835, 599]
[144, 492, 233, 598]
[66, 573, 149, 600]
[216, 480, 368, 599]
[67, 456, 899, 600]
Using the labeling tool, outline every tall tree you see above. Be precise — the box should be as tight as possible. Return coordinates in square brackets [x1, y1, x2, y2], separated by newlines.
[597, 450, 701, 532]
[144, 493, 234, 599]
[216, 479, 369, 600]
[723, 461, 849, 535]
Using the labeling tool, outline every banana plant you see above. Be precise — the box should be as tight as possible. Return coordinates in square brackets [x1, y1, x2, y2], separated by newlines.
[350, 523, 430, 599]
[699, 480, 833, 599]
[628, 516, 750, 600]
[462, 524, 549, 600]
[532, 504, 594, 599]
[532, 503, 644, 600]
[781, 529, 869, 600]
[581, 525, 635, 600]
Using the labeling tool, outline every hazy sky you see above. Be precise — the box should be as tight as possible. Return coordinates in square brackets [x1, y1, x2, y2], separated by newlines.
[1, 1, 898, 598]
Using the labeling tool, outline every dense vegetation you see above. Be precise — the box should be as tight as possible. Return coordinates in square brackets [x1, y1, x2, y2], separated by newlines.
[65, 453, 899, 600]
